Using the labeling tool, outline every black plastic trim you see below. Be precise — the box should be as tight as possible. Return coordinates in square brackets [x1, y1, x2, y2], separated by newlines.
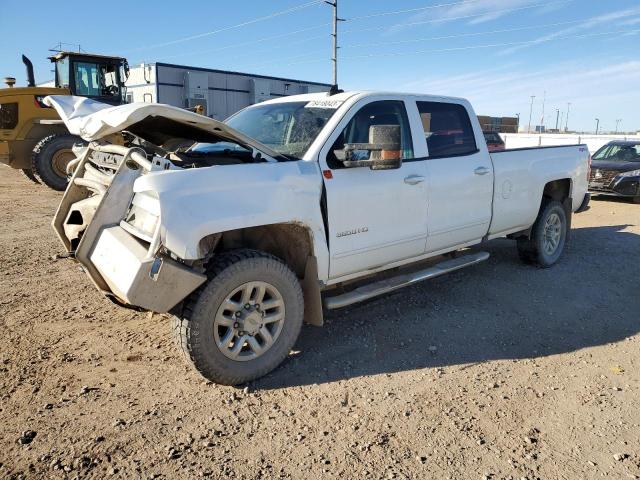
[402, 149, 482, 163]
[492, 144, 586, 153]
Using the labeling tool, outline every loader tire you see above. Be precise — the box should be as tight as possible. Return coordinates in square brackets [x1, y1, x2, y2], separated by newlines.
[31, 134, 83, 191]
[517, 200, 567, 268]
[172, 249, 304, 385]
[20, 169, 40, 185]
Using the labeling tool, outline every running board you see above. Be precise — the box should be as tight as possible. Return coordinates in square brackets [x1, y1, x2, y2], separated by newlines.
[324, 251, 490, 310]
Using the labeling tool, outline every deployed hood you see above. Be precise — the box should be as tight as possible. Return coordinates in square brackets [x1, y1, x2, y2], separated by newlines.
[44, 95, 284, 159]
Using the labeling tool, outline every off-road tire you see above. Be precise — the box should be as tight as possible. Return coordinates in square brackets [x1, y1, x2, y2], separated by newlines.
[172, 249, 304, 385]
[31, 134, 82, 191]
[20, 169, 40, 185]
[517, 200, 568, 268]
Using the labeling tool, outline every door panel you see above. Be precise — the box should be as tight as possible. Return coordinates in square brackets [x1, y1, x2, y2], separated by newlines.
[425, 151, 493, 252]
[415, 101, 493, 253]
[325, 162, 429, 278]
[321, 99, 429, 279]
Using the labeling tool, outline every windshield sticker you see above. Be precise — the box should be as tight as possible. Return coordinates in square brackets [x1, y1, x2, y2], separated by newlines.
[305, 100, 343, 109]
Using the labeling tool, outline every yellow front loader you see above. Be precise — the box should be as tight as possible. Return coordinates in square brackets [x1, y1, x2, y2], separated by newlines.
[0, 52, 129, 190]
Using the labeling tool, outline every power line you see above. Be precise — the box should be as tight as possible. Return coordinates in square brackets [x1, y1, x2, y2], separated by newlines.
[127, 0, 324, 53]
[341, 29, 640, 60]
[341, 19, 586, 49]
[152, 24, 330, 63]
[342, 0, 574, 35]
[245, 28, 640, 69]
[347, 0, 493, 21]
[139, 0, 571, 63]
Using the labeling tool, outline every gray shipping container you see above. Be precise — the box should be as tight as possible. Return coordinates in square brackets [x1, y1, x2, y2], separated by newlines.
[125, 62, 331, 120]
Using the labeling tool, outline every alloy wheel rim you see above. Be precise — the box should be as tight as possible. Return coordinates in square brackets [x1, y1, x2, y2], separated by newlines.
[213, 281, 285, 362]
[542, 212, 562, 255]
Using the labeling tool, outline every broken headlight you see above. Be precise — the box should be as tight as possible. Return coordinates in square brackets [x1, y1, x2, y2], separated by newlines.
[121, 191, 160, 242]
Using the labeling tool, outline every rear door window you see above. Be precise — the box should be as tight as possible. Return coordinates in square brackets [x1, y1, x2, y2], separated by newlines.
[417, 101, 478, 158]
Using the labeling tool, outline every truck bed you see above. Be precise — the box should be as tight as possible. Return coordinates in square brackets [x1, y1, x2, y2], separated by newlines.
[488, 144, 590, 238]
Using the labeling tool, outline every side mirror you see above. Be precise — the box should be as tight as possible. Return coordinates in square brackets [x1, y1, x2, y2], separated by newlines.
[342, 124, 402, 170]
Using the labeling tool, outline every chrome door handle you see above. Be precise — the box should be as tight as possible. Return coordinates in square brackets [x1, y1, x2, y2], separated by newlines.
[474, 167, 491, 176]
[404, 175, 425, 185]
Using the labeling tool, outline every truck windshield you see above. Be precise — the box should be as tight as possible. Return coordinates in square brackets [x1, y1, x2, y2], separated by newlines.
[592, 143, 640, 162]
[225, 101, 338, 159]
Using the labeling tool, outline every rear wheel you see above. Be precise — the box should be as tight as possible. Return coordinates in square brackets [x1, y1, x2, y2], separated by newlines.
[20, 169, 40, 185]
[517, 200, 568, 268]
[31, 134, 83, 191]
[172, 249, 304, 385]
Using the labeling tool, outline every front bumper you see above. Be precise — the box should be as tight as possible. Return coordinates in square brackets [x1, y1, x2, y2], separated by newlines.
[589, 176, 640, 198]
[53, 143, 205, 313]
[90, 226, 205, 313]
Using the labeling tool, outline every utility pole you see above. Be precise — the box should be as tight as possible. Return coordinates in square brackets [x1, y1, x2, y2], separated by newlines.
[595, 118, 600, 135]
[559, 111, 564, 132]
[555, 109, 560, 131]
[541, 90, 546, 131]
[528, 95, 535, 134]
[615, 119, 622, 134]
[515, 113, 520, 132]
[565, 102, 571, 132]
[325, 0, 345, 90]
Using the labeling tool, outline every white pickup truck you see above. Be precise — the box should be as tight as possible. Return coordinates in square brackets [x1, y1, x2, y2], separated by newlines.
[48, 91, 591, 385]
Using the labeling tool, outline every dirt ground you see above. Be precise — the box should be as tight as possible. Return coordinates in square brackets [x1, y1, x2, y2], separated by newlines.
[1, 165, 639, 480]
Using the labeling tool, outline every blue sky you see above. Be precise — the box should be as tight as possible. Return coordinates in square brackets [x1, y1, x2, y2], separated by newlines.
[2, 0, 639, 132]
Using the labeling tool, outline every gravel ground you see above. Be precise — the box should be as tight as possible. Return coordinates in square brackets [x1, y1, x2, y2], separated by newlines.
[1, 165, 639, 480]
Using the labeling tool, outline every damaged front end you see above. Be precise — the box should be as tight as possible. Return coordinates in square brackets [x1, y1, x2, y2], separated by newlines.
[53, 142, 206, 313]
[47, 95, 287, 313]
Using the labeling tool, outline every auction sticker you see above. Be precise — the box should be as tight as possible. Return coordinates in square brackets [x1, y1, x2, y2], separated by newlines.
[305, 99, 343, 109]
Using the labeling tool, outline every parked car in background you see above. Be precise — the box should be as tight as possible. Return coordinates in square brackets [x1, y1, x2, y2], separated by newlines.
[483, 131, 505, 152]
[589, 141, 640, 204]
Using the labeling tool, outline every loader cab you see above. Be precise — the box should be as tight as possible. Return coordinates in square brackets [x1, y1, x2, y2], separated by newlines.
[50, 52, 129, 105]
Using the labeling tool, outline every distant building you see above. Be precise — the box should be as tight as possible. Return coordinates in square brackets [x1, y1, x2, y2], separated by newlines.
[477, 115, 519, 133]
[125, 62, 331, 121]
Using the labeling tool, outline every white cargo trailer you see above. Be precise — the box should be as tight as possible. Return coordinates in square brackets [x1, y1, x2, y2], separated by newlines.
[125, 62, 331, 120]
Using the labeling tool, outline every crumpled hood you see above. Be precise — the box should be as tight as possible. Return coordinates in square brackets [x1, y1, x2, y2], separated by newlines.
[44, 95, 283, 159]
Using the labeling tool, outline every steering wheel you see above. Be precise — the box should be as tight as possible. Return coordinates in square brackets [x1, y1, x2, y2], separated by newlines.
[104, 85, 119, 96]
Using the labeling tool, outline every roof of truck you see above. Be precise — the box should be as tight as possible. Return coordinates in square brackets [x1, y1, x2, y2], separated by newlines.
[260, 90, 470, 105]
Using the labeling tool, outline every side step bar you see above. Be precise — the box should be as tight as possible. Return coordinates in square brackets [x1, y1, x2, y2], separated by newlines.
[324, 251, 490, 310]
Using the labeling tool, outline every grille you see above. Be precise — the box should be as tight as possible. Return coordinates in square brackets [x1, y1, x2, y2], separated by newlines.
[589, 169, 619, 190]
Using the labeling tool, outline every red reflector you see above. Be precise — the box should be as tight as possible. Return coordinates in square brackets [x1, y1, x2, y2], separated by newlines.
[322, 169, 333, 179]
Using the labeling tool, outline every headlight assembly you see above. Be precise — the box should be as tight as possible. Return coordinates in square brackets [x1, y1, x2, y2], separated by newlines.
[617, 169, 640, 178]
[121, 191, 160, 242]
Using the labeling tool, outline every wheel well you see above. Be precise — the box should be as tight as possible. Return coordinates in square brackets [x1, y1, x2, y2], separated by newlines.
[201, 223, 314, 278]
[543, 178, 571, 203]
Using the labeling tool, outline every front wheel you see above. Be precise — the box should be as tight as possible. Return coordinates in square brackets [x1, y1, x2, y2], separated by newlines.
[517, 200, 568, 268]
[172, 250, 304, 385]
[31, 134, 83, 191]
